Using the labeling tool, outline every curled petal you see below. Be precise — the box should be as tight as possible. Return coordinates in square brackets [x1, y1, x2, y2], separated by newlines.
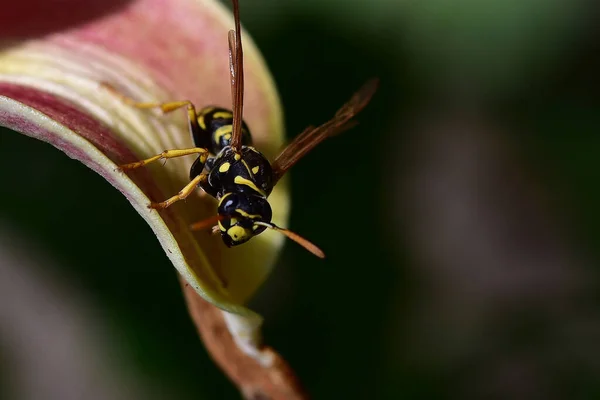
[0, 0, 288, 323]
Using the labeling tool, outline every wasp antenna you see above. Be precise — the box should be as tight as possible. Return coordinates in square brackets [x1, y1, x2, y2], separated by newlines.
[255, 222, 325, 258]
[190, 214, 225, 231]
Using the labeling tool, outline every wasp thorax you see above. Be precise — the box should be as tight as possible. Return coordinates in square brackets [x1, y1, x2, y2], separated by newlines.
[217, 192, 273, 247]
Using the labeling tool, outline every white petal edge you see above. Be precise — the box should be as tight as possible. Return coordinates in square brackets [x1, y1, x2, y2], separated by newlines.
[0, 95, 261, 320]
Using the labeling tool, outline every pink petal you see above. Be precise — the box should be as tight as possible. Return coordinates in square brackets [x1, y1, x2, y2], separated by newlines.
[0, 0, 288, 316]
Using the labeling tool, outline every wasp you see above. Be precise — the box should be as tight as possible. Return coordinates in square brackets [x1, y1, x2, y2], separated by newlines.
[102, 0, 378, 258]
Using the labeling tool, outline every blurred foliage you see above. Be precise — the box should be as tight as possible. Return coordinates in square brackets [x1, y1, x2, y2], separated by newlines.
[1, 0, 599, 398]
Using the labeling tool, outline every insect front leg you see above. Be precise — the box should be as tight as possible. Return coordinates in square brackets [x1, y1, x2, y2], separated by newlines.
[149, 172, 208, 210]
[190, 156, 220, 199]
[149, 153, 212, 209]
[102, 82, 197, 113]
[119, 148, 209, 170]
[189, 156, 213, 199]
[102, 82, 206, 166]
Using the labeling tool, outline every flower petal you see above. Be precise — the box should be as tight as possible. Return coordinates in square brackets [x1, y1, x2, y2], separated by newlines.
[0, 0, 288, 319]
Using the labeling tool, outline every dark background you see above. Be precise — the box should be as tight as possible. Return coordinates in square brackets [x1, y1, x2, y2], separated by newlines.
[1, 0, 599, 399]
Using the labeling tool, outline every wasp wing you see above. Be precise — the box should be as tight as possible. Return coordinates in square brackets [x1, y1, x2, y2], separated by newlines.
[271, 78, 379, 184]
[228, 0, 245, 151]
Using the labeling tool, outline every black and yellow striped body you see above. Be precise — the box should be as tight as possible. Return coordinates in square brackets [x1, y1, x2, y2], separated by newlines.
[194, 106, 253, 155]
[200, 146, 274, 199]
[199, 145, 275, 247]
[188, 106, 254, 182]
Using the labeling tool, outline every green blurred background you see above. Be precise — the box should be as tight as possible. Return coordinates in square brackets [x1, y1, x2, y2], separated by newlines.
[1, 0, 599, 398]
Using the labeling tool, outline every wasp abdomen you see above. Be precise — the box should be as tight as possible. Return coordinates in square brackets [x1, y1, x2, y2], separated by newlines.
[194, 106, 253, 154]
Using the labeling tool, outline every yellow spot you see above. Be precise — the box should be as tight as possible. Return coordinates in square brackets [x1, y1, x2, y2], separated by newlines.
[227, 225, 251, 242]
[252, 166, 259, 174]
[213, 111, 233, 120]
[234, 176, 265, 196]
[235, 208, 262, 219]
[218, 221, 226, 231]
[219, 162, 231, 173]
[230, 217, 238, 225]
[215, 125, 233, 142]
[224, 133, 232, 141]
[234, 153, 241, 161]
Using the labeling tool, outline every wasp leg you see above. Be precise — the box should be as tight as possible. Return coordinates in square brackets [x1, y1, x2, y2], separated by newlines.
[102, 82, 196, 113]
[189, 156, 210, 200]
[149, 173, 207, 210]
[102, 82, 203, 154]
[119, 148, 208, 170]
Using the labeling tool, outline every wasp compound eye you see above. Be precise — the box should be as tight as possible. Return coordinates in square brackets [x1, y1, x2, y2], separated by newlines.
[218, 193, 240, 216]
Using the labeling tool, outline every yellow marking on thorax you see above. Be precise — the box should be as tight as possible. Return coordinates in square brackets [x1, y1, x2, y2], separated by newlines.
[230, 217, 238, 225]
[241, 159, 253, 177]
[218, 220, 226, 231]
[227, 225, 251, 241]
[234, 153, 241, 161]
[252, 166, 259, 174]
[235, 208, 262, 219]
[219, 162, 231, 173]
[234, 176, 265, 196]
[213, 111, 233, 120]
[215, 125, 233, 142]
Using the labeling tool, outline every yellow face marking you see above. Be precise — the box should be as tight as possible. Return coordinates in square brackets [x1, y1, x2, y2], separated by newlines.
[227, 225, 251, 242]
[219, 162, 231, 173]
[252, 166, 259, 174]
[235, 208, 262, 219]
[234, 175, 265, 196]
[213, 111, 233, 120]
[215, 125, 233, 143]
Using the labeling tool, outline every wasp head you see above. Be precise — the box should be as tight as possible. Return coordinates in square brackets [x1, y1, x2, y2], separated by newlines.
[217, 192, 272, 247]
